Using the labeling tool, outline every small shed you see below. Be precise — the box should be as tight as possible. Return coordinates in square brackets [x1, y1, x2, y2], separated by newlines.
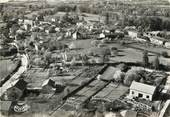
[6, 79, 27, 101]
[129, 81, 156, 101]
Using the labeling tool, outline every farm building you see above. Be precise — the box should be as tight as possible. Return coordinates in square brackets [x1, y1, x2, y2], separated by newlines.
[129, 81, 156, 101]
[5, 79, 27, 101]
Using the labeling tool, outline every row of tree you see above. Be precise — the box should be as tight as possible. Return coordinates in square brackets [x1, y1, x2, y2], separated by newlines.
[122, 16, 170, 31]
[143, 50, 160, 70]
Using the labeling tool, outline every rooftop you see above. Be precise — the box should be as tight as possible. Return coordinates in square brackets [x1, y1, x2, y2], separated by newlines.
[130, 81, 156, 95]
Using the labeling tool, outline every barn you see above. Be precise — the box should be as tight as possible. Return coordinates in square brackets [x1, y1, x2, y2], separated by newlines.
[129, 81, 156, 101]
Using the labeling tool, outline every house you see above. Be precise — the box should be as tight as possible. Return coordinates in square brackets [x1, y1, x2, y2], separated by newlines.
[5, 79, 27, 101]
[135, 37, 147, 42]
[147, 31, 160, 37]
[72, 31, 81, 40]
[149, 37, 164, 46]
[129, 81, 156, 101]
[0, 101, 14, 116]
[99, 32, 105, 39]
[164, 42, 170, 49]
[41, 79, 56, 93]
[23, 19, 34, 27]
[127, 30, 138, 39]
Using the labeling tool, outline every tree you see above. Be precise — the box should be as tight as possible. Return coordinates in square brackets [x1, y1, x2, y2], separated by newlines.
[153, 55, 160, 70]
[81, 54, 89, 65]
[161, 51, 168, 58]
[111, 47, 118, 56]
[117, 63, 129, 72]
[43, 50, 52, 67]
[10, 24, 20, 36]
[105, 12, 109, 25]
[2, 13, 9, 22]
[102, 54, 109, 63]
[113, 70, 125, 83]
[0, 4, 4, 16]
[124, 68, 143, 86]
[143, 50, 149, 67]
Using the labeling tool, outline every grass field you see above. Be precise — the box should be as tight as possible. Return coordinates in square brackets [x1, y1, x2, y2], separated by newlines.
[66, 39, 170, 66]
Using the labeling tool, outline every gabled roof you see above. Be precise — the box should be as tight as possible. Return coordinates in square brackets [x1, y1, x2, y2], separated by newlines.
[130, 81, 156, 95]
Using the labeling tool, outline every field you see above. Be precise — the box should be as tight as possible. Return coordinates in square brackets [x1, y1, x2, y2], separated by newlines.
[44, 11, 105, 23]
[0, 60, 18, 80]
[67, 39, 170, 66]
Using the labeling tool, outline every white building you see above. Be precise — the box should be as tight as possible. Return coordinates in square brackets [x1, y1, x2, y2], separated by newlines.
[72, 31, 77, 40]
[129, 81, 156, 101]
[164, 42, 170, 49]
[99, 32, 105, 39]
[150, 37, 164, 46]
[127, 30, 138, 39]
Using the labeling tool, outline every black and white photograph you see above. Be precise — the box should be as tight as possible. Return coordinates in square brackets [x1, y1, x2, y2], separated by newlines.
[0, 0, 170, 117]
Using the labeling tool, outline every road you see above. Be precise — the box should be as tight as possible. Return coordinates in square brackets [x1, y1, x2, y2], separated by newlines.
[0, 53, 28, 97]
[159, 100, 170, 117]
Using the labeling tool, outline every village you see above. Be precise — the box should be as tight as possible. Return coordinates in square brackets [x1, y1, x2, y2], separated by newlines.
[0, 0, 170, 117]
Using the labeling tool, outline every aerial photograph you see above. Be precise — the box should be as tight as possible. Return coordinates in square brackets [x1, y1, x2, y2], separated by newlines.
[0, 0, 170, 117]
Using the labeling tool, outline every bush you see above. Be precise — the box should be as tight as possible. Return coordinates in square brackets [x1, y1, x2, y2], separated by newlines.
[113, 70, 125, 83]
[161, 51, 168, 57]
[120, 41, 126, 45]
[123, 68, 143, 86]
[117, 63, 129, 72]
[152, 56, 160, 70]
